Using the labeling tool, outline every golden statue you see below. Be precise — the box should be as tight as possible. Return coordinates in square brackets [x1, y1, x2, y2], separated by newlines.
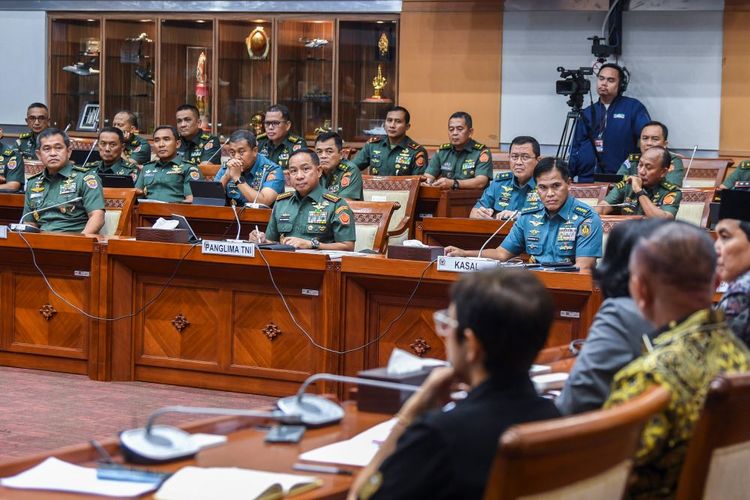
[378, 32, 389, 57]
[249, 112, 264, 137]
[371, 64, 387, 99]
[195, 51, 209, 129]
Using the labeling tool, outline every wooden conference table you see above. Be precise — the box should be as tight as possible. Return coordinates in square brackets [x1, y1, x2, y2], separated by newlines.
[0, 402, 387, 499]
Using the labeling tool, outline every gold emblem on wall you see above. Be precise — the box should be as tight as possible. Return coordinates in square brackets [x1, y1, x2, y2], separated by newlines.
[246, 26, 270, 60]
[378, 32, 389, 57]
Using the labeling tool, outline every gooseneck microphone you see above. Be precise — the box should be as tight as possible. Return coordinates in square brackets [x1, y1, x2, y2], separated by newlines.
[119, 405, 300, 464]
[246, 164, 271, 209]
[11, 196, 84, 233]
[202, 137, 231, 165]
[477, 210, 519, 259]
[277, 373, 421, 427]
[80, 139, 99, 166]
[228, 200, 243, 242]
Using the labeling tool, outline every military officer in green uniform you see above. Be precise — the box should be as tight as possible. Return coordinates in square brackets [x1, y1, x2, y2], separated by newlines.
[315, 131, 363, 200]
[599, 146, 682, 219]
[256, 104, 308, 170]
[249, 150, 356, 251]
[471, 136, 541, 219]
[616, 121, 684, 186]
[351, 106, 428, 176]
[83, 127, 139, 181]
[423, 111, 493, 190]
[22, 128, 105, 235]
[0, 145, 25, 192]
[720, 160, 750, 190]
[113, 110, 151, 165]
[135, 125, 203, 203]
[15, 102, 50, 160]
[176, 104, 221, 166]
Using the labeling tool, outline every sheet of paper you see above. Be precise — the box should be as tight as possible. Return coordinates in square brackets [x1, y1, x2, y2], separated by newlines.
[0, 457, 158, 497]
[386, 347, 448, 375]
[298, 418, 397, 467]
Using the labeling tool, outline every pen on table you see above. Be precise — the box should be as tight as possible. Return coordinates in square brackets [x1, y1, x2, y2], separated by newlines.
[90, 439, 115, 464]
[293, 463, 353, 476]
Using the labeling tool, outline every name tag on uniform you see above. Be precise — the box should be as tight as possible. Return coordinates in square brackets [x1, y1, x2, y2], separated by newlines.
[279, 214, 292, 223]
[613, 113, 625, 119]
[30, 193, 43, 199]
[440, 163, 452, 172]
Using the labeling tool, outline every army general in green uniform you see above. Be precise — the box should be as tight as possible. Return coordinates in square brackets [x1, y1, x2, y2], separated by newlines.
[257, 104, 308, 170]
[22, 128, 105, 235]
[720, 160, 750, 190]
[350, 106, 428, 176]
[599, 146, 682, 219]
[423, 111, 493, 190]
[176, 104, 221, 165]
[113, 110, 152, 165]
[616, 121, 684, 186]
[15, 102, 50, 160]
[135, 125, 203, 203]
[0, 145, 25, 191]
[84, 127, 139, 181]
[315, 131, 363, 200]
[249, 150, 355, 251]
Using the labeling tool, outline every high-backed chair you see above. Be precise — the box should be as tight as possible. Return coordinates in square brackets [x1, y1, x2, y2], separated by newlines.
[199, 163, 221, 182]
[23, 159, 44, 180]
[362, 175, 420, 245]
[492, 151, 510, 178]
[484, 386, 670, 500]
[569, 184, 608, 207]
[675, 188, 713, 228]
[347, 200, 399, 253]
[600, 215, 644, 254]
[676, 373, 750, 500]
[683, 159, 731, 188]
[101, 187, 137, 236]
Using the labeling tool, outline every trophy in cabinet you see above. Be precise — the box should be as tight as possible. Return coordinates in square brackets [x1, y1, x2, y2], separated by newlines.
[195, 51, 209, 131]
[246, 26, 270, 60]
[371, 64, 387, 100]
[249, 112, 264, 137]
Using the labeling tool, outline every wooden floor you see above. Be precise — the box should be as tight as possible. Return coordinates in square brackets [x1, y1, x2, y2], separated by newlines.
[0, 366, 274, 460]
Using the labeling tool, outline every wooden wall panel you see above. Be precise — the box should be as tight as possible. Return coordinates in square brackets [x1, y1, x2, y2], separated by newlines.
[721, 4, 750, 156]
[398, 2, 503, 147]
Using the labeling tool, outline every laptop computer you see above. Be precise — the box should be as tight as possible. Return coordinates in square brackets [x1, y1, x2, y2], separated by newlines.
[71, 148, 101, 165]
[190, 180, 228, 206]
[99, 174, 135, 188]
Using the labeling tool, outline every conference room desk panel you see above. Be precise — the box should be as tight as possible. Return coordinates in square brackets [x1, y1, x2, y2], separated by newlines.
[0, 192, 25, 226]
[339, 256, 601, 377]
[416, 185, 484, 219]
[0, 232, 101, 379]
[0, 402, 385, 499]
[133, 202, 272, 241]
[417, 216, 513, 249]
[104, 239, 338, 396]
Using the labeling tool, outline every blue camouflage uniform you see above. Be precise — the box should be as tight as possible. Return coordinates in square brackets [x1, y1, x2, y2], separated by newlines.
[474, 172, 540, 214]
[568, 95, 651, 182]
[214, 154, 284, 205]
[501, 195, 603, 264]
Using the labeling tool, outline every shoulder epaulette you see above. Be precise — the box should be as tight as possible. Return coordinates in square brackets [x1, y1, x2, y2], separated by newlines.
[473, 142, 485, 150]
[28, 170, 43, 179]
[408, 141, 420, 151]
[276, 191, 294, 200]
[521, 204, 543, 214]
[628, 153, 641, 162]
[739, 160, 750, 170]
[439, 143, 452, 150]
[256, 133, 268, 141]
[337, 162, 351, 172]
[323, 193, 340, 202]
[1, 148, 13, 156]
[661, 180, 680, 191]
[367, 136, 381, 144]
[614, 180, 627, 190]
[124, 158, 138, 168]
[83, 161, 99, 168]
[288, 134, 302, 144]
[200, 133, 211, 141]
[494, 171, 512, 182]
[574, 204, 592, 217]
[72, 165, 89, 172]
[130, 137, 140, 146]
[18, 132, 31, 139]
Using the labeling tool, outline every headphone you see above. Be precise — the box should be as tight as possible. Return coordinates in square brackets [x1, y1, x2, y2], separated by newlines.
[598, 62, 630, 95]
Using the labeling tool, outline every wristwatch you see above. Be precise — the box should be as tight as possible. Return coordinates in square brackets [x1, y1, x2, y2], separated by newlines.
[452, 179, 460, 190]
[235, 176, 246, 185]
[310, 238, 320, 249]
[633, 190, 645, 198]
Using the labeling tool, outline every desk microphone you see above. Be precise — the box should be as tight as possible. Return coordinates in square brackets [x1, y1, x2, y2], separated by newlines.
[683, 145, 698, 182]
[245, 164, 271, 209]
[277, 373, 420, 427]
[202, 137, 231, 165]
[80, 139, 99, 166]
[476, 210, 519, 259]
[227, 200, 243, 242]
[11, 196, 83, 233]
[119, 405, 301, 464]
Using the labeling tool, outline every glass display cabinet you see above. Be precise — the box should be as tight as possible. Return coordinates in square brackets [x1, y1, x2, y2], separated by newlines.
[49, 17, 101, 132]
[48, 14, 398, 144]
[104, 19, 156, 133]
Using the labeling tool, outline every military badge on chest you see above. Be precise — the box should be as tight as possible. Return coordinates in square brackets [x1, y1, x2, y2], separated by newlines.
[60, 178, 77, 195]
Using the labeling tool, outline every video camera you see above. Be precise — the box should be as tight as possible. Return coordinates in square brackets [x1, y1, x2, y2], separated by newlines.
[555, 66, 593, 109]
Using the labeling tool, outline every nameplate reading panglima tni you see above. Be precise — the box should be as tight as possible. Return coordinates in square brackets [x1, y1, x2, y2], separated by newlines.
[201, 240, 256, 258]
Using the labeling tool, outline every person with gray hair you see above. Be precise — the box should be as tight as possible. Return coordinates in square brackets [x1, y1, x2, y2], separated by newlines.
[215, 129, 284, 206]
[603, 221, 750, 498]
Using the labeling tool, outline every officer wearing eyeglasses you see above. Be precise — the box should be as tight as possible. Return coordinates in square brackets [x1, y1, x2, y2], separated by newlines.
[15, 102, 50, 160]
[256, 104, 308, 170]
[471, 136, 541, 220]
